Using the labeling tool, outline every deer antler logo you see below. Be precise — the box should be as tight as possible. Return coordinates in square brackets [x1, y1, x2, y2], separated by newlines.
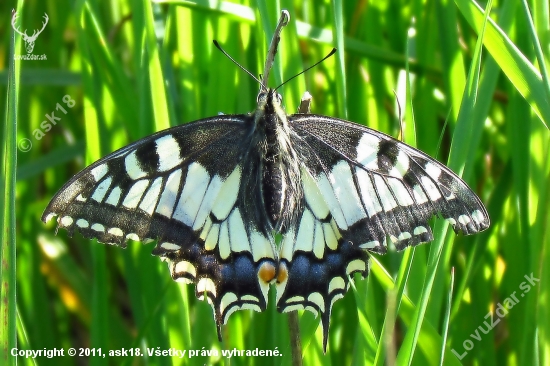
[11, 12, 49, 54]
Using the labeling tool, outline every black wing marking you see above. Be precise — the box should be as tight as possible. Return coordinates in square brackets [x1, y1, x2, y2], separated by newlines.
[42, 116, 278, 338]
[275, 114, 489, 350]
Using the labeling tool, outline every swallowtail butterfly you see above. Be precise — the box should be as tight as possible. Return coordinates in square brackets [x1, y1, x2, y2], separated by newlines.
[42, 11, 489, 351]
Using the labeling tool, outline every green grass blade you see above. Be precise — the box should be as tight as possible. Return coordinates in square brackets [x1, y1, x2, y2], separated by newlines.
[455, 0, 550, 128]
[79, 4, 109, 365]
[145, 0, 174, 131]
[397, 0, 493, 363]
[439, 268, 454, 366]
[331, 0, 347, 119]
[0, 7, 21, 366]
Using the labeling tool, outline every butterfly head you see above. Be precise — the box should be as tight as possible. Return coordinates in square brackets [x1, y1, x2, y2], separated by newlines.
[256, 88, 284, 114]
[254, 88, 289, 131]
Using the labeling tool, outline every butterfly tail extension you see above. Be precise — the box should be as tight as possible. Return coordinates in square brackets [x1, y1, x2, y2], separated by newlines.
[276, 235, 370, 353]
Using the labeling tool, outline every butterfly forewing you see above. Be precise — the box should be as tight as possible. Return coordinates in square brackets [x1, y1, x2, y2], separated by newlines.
[290, 115, 489, 242]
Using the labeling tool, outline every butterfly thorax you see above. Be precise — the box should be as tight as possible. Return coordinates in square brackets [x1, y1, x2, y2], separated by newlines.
[253, 89, 302, 233]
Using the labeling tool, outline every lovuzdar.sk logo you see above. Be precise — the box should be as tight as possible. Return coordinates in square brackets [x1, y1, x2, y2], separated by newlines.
[11, 11, 48, 60]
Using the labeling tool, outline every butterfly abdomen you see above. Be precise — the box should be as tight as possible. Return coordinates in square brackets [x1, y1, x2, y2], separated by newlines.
[256, 90, 302, 232]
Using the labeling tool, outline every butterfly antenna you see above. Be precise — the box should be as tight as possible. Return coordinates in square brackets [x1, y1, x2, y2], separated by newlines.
[213, 40, 265, 89]
[274, 48, 337, 91]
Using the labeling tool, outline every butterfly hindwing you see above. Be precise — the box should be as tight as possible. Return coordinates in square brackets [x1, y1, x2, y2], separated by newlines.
[42, 115, 278, 337]
[276, 166, 369, 351]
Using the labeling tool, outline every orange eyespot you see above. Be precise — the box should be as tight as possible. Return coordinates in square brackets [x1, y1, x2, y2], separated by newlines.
[258, 261, 277, 283]
[276, 262, 288, 284]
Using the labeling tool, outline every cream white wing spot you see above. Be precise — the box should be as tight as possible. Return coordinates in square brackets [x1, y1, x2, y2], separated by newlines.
[124, 151, 147, 180]
[242, 295, 260, 302]
[76, 219, 89, 228]
[286, 295, 305, 303]
[424, 162, 442, 180]
[155, 135, 184, 172]
[330, 293, 345, 312]
[328, 277, 346, 293]
[281, 305, 305, 313]
[374, 175, 398, 211]
[346, 259, 366, 274]
[312, 221, 325, 259]
[294, 209, 315, 253]
[305, 306, 319, 318]
[44, 213, 55, 223]
[91, 164, 109, 181]
[323, 221, 339, 250]
[197, 277, 217, 298]
[139, 177, 163, 215]
[172, 163, 210, 226]
[359, 240, 379, 249]
[91, 223, 105, 233]
[412, 184, 429, 204]
[204, 223, 220, 251]
[355, 169, 383, 217]
[387, 178, 414, 206]
[91, 176, 112, 203]
[458, 215, 471, 225]
[126, 233, 140, 241]
[218, 221, 230, 260]
[160, 242, 180, 251]
[228, 209, 250, 253]
[329, 161, 366, 225]
[199, 216, 213, 241]
[389, 149, 410, 178]
[60, 216, 73, 226]
[174, 260, 196, 278]
[420, 176, 442, 200]
[308, 292, 325, 313]
[413, 226, 428, 235]
[173, 276, 193, 285]
[472, 210, 485, 225]
[315, 174, 348, 230]
[211, 166, 241, 221]
[123, 180, 150, 209]
[280, 229, 296, 261]
[193, 175, 223, 230]
[105, 186, 122, 206]
[249, 230, 273, 262]
[155, 169, 182, 217]
[222, 307, 240, 325]
[219, 292, 239, 318]
[302, 169, 330, 219]
[108, 227, 123, 236]
[398, 232, 412, 241]
[356, 133, 381, 170]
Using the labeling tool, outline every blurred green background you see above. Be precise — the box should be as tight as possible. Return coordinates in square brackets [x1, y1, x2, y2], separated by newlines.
[1, 0, 549, 365]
